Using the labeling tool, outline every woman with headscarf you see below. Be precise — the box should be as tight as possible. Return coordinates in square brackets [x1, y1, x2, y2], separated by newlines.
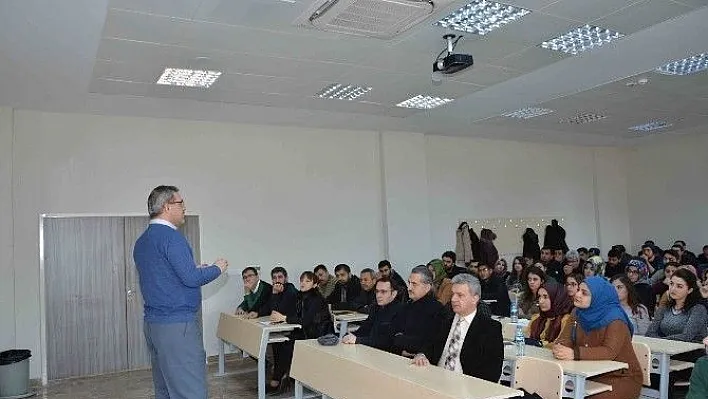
[427, 259, 452, 305]
[525, 282, 573, 347]
[553, 276, 643, 399]
[626, 258, 655, 316]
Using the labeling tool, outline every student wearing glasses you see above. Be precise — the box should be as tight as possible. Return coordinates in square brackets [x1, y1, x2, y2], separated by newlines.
[235, 267, 272, 318]
[341, 276, 405, 352]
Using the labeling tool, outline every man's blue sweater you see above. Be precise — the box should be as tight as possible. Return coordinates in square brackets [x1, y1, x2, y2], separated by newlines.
[133, 223, 221, 323]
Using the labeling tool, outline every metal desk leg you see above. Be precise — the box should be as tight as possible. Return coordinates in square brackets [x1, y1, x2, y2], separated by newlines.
[258, 331, 271, 399]
[659, 353, 670, 399]
[573, 375, 586, 399]
[294, 380, 304, 399]
[339, 321, 349, 339]
[217, 339, 226, 376]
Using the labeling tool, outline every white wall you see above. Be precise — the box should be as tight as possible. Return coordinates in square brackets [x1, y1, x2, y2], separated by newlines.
[2, 109, 633, 379]
[0, 108, 15, 351]
[425, 136, 631, 258]
[626, 134, 708, 253]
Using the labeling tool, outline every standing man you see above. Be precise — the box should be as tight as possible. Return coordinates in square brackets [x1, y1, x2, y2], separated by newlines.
[134, 186, 228, 399]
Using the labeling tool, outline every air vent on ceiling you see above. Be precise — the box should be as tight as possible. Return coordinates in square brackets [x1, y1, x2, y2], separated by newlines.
[296, 0, 453, 39]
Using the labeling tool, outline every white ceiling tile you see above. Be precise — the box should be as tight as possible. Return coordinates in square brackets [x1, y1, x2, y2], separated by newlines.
[193, 0, 304, 31]
[507, 0, 567, 11]
[88, 78, 152, 97]
[102, 9, 188, 45]
[669, 0, 708, 9]
[92, 59, 165, 83]
[543, 0, 639, 23]
[214, 73, 312, 95]
[492, 45, 569, 72]
[593, 0, 693, 35]
[488, 12, 577, 46]
[449, 64, 524, 86]
[108, 0, 202, 19]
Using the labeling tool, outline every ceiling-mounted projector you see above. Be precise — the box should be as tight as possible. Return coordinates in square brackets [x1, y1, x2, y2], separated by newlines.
[432, 34, 473, 75]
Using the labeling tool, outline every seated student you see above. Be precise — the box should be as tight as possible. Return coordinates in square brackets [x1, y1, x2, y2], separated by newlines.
[314, 264, 337, 299]
[413, 274, 504, 383]
[646, 268, 708, 393]
[604, 248, 625, 279]
[264, 266, 298, 316]
[341, 276, 405, 351]
[235, 267, 272, 318]
[518, 266, 546, 319]
[269, 271, 334, 394]
[477, 263, 511, 317]
[505, 256, 526, 290]
[584, 255, 604, 278]
[441, 251, 468, 279]
[352, 268, 377, 312]
[686, 336, 708, 399]
[327, 264, 361, 310]
[653, 261, 679, 307]
[647, 268, 707, 343]
[525, 283, 573, 347]
[378, 260, 409, 302]
[564, 273, 583, 299]
[610, 274, 651, 336]
[391, 266, 446, 357]
[625, 258, 655, 316]
[427, 259, 453, 305]
[553, 276, 643, 399]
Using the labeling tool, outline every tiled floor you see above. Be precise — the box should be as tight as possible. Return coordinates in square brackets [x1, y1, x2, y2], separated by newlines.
[29, 357, 283, 399]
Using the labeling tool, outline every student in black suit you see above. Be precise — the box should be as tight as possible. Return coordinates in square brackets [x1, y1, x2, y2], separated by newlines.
[391, 266, 446, 357]
[341, 276, 404, 352]
[413, 273, 504, 383]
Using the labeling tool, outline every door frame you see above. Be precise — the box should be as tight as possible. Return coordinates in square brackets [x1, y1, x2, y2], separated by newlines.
[38, 213, 201, 384]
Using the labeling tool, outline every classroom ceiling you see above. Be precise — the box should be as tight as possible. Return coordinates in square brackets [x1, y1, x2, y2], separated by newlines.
[0, 0, 707, 146]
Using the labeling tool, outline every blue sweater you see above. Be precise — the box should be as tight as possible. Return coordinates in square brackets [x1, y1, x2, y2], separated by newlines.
[133, 223, 221, 323]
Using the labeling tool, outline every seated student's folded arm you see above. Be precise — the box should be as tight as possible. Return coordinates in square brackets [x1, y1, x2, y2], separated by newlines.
[576, 320, 627, 361]
[664, 305, 708, 342]
[553, 314, 575, 348]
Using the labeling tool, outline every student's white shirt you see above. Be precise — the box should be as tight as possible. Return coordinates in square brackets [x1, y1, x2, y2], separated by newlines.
[437, 311, 476, 373]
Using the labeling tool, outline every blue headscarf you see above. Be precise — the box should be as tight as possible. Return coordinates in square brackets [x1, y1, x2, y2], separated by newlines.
[576, 276, 634, 336]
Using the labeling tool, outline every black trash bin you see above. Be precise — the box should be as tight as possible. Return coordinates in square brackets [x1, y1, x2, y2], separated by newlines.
[0, 350, 32, 398]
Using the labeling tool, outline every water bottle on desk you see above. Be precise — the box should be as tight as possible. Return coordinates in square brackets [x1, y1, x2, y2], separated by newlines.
[509, 284, 520, 323]
[514, 323, 525, 357]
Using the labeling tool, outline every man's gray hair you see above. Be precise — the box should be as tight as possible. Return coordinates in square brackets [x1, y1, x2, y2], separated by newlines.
[410, 265, 433, 285]
[565, 249, 580, 262]
[147, 185, 179, 218]
[451, 273, 481, 297]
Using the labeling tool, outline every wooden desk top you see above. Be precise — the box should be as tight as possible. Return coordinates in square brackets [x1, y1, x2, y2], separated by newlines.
[216, 312, 300, 357]
[293, 340, 522, 399]
[504, 345, 628, 378]
[334, 312, 369, 322]
[632, 335, 705, 355]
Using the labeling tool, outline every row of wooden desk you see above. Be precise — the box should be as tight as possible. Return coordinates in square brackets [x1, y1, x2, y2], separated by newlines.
[498, 317, 704, 399]
[215, 311, 704, 399]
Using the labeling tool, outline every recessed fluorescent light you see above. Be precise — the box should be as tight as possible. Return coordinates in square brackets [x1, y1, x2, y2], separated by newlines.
[629, 120, 673, 132]
[435, 0, 531, 35]
[156, 68, 222, 88]
[502, 107, 554, 119]
[655, 53, 708, 76]
[541, 25, 624, 55]
[316, 83, 372, 100]
[560, 112, 607, 124]
[396, 95, 454, 110]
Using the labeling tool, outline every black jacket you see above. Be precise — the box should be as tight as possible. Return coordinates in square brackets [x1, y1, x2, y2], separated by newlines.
[389, 269, 409, 303]
[264, 282, 298, 316]
[286, 289, 334, 339]
[391, 293, 446, 355]
[543, 219, 568, 253]
[522, 228, 541, 261]
[479, 239, 500, 268]
[480, 276, 511, 317]
[354, 301, 405, 352]
[328, 275, 362, 310]
[423, 312, 504, 383]
[336, 287, 376, 313]
[446, 265, 469, 279]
